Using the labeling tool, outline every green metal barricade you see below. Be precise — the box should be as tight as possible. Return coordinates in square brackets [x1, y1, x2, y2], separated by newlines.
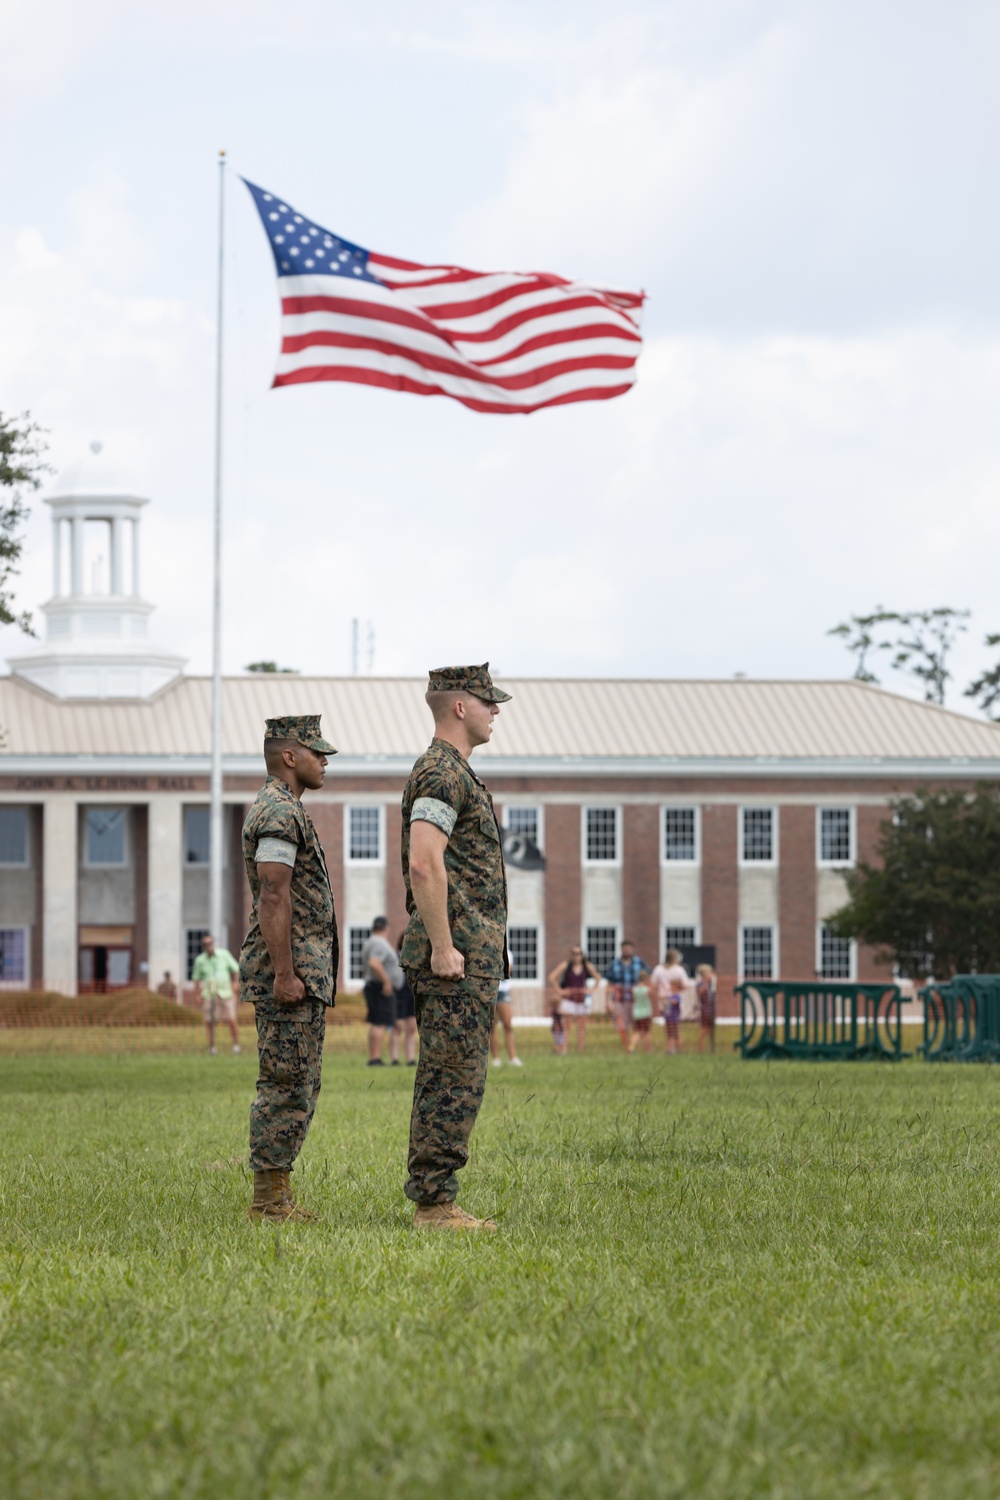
[921, 975, 1000, 1061]
[736, 981, 905, 1060]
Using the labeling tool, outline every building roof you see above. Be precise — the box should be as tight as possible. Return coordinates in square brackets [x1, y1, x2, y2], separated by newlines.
[1, 674, 1000, 778]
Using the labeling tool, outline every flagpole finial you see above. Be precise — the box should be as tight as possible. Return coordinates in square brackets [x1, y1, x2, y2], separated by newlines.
[219, 148, 226, 159]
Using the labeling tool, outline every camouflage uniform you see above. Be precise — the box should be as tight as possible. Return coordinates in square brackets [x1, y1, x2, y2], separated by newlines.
[401, 664, 511, 1206]
[240, 715, 339, 1174]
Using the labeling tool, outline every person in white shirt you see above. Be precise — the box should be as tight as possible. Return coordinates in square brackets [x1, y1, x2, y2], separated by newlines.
[649, 947, 690, 1053]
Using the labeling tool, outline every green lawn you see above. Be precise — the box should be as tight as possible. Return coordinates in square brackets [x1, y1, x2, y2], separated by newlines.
[2, 1048, 1000, 1498]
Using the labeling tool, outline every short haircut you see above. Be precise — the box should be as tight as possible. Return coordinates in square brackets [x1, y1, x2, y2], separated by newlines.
[263, 736, 297, 770]
[371, 916, 388, 930]
[622, 938, 635, 948]
[425, 688, 462, 723]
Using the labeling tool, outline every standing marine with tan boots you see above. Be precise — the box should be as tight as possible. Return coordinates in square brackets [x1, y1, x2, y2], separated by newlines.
[239, 715, 340, 1222]
[400, 663, 511, 1232]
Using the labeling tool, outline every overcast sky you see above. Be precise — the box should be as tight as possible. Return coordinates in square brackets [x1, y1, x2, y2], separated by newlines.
[2, 0, 999, 705]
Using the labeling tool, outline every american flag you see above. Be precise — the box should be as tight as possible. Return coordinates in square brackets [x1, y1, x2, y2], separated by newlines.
[244, 180, 644, 415]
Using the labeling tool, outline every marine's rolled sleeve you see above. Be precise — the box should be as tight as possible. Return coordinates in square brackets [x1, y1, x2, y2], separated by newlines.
[256, 836, 298, 867]
[411, 797, 457, 837]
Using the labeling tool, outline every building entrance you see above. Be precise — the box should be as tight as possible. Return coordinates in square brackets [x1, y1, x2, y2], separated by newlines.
[78, 925, 134, 993]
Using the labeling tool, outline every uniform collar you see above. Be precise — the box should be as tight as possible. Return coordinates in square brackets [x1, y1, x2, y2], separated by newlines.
[430, 737, 488, 788]
[265, 775, 298, 800]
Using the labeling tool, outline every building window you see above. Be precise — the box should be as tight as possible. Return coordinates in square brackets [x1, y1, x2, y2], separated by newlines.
[349, 926, 371, 982]
[0, 808, 28, 866]
[186, 928, 210, 980]
[819, 808, 854, 866]
[0, 928, 27, 984]
[508, 926, 539, 981]
[741, 808, 775, 864]
[819, 926, 854, 980]
[585, 807, 619, 863]
[184, 807, 210, 865]
[663, 926, 696, 956]
[504, 806, 540, 845]
[663, 807, 697, 862]
[585, 926, 619, 974]
[85, 808, 127, 866]
[347, 806, 383, 863]
[742, 925, 776, 980]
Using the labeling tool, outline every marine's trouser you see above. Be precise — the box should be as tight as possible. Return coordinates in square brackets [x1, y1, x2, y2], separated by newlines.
[249, 999, 326, 1171]
[404, 977, 499, 1206]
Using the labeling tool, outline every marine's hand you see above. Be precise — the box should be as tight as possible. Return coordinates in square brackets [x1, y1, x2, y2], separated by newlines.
[430, 945, 465, 979]
[273, 970, 306, 1004]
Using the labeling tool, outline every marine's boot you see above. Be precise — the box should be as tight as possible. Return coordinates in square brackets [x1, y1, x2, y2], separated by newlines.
[413, 1202, 498, 1232]
[247, 1168, 318, 1222]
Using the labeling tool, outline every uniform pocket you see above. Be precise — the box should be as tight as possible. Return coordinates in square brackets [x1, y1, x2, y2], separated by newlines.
[479, 809, 501, 842]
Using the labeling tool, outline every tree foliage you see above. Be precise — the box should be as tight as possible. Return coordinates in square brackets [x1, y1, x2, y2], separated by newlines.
[828, 607, 969, 704]
[828, 785, 1000, 977]
[245, 660, 299, 674]
[0, 412, 48, 634]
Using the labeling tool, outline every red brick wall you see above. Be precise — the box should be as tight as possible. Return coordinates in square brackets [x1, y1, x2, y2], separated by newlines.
[623, 804, 660, 963]
[779, 804, 816, 978]
[701, 804, 738, 976]
[545, 804, 581, 974]
[309, 802, 344, 990]
[855, 802, 893, 980]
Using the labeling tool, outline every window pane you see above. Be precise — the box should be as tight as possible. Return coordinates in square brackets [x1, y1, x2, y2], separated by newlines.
[820, 808, 852, 863]
[349, 926, 371, 981]
[0, 929, 26, 982]
[585, 926, 618, 973]
[107, 950, 132, 986]
[508, 926, 538, 980]
[506, 807, 538, 842]
[742, 809, 773, 862]
[664, 927, 696, 954]
[663, 808, 696, 861]
[349, 807, 381, 861]
[586, 808, 617, 861]
[86, 808, 125, 864]
[742, 926, 774, 979]
[185, 807, 211, 865]
[820, 926, 852, 979]
[0, 808, 27, 865]
[186, 928, 210, 979]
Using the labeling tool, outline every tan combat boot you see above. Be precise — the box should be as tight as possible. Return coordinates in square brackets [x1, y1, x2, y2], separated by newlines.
[247, 1168, 318, 1222]
[413, 1202, 498, 1232]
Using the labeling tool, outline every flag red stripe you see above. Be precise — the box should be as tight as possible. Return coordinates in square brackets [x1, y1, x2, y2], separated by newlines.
[272, 363, 635, 414]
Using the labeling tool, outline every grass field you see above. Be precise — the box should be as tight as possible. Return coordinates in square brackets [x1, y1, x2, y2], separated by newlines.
[3, 1047, 1000, 1498]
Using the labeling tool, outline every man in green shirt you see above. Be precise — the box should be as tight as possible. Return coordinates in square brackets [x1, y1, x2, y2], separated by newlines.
[191, 933, 241, 1055]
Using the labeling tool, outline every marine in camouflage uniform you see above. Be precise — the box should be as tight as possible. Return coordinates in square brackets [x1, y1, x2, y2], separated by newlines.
[401, 663, 511, 1231]
[240, 714, 339, 1221]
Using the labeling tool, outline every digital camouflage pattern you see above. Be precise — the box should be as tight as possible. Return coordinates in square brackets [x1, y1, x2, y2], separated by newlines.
[400, 738, 509, 982]
[404, 978, 498, 1204]
[264, 714, 338, 754]
[248, 1000, 326, 1170]
[239, 776, 339, 1005]
[426, 661, 511, 703]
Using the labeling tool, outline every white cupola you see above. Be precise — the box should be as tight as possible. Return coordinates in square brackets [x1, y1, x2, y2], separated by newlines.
[7, 442, 186, 699]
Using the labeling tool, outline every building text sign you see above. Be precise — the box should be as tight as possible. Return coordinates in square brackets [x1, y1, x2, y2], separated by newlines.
[11, 776, 198, 792]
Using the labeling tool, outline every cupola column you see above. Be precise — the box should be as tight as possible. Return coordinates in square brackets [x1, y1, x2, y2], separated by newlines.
[111, 517, 124, 595]
[70, 516, 84, 596]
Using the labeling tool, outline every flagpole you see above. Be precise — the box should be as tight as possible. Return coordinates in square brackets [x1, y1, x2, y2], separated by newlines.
[209, 149, 226, 948]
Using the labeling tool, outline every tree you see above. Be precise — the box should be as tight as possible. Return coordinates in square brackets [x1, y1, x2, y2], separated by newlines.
[828, 606, 969, 704]
[964, 634, 1000, 719]
[827, 785, 1000, 977]
[0, 412, 48, 634]
[245, 660, 299, 674]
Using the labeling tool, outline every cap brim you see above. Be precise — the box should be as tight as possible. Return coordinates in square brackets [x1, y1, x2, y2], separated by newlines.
[304, 738, 338, 754]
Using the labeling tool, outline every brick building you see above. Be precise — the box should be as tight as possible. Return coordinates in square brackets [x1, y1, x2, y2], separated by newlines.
[3, 448, 1000, 1006]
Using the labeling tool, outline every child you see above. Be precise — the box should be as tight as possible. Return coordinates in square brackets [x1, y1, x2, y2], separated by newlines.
[629, 970, 654, 1053]
[664, 974, 683, 1054]
[696, 963, 717, 1053]
[546, 989, 568, 1056]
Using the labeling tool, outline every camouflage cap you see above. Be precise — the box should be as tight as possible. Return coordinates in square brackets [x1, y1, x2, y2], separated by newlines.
[426, 662, 512, 703]
[264, 715, 338, 754]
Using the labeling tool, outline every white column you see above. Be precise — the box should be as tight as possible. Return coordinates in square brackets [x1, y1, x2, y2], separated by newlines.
[70, 516, 84, 595]
[131, 518, 140, 597]
[147, 796, 183, 998]
[52, 518, 61, 596]
[110, 517, 123, 595]
[43, 798, 78, 995]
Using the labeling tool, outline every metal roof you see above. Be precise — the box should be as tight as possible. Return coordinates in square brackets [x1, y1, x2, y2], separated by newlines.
[1, 675, 1000, 772]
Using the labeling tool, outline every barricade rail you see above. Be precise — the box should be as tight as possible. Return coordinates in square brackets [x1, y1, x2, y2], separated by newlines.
[921, 976, 1000, 1061]
[736, 981, 906, 1060]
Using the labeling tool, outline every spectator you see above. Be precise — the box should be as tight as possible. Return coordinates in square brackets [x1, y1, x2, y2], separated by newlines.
[629, 969, 654, 1053]
[360, 917, 403, 1067]
[547, 988, 568, 1056]
[650, 946, 690, 1052]
[490, 978, 523, 1068]
[191, 934, 241, 1054]
[603, 939, 651, 1052]
[548, 945, 601, 1053]
[696, 963, 717, 1053]
[156, 970, 177, 1001]
[389, 931, 418, 1067]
